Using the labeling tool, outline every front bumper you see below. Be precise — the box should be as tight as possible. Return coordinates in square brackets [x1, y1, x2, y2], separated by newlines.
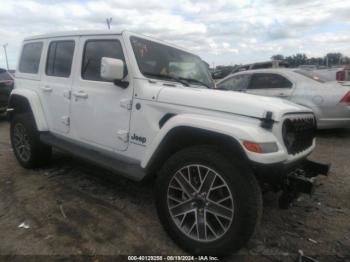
[253, 158, 330, 209]
[253, 158, 330, 192]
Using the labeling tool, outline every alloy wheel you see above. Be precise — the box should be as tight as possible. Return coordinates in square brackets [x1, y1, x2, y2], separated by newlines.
[167, 164, 234, 242]
[13, 123, 31, 162]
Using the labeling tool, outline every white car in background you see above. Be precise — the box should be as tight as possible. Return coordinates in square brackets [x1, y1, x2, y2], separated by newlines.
[217, 68, 350, 129]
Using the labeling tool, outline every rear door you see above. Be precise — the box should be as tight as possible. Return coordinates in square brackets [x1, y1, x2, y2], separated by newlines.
[245, 73, 294, 98]
[40, 38, 77, 134]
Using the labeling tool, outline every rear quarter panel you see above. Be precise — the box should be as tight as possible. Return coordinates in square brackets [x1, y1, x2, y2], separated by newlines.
[292, 82, 350, 121]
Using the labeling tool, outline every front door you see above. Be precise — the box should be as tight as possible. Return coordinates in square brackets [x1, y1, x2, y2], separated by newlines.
[70, 35, 132, 151]
[40, 38, 77, 134]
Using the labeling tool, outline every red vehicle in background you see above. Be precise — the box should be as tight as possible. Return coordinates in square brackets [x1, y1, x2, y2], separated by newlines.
[336, 65, 350, 81]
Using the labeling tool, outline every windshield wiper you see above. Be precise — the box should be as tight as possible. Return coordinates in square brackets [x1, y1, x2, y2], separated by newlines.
[178, 77, 211, 89]
[143, 72, 190, 87]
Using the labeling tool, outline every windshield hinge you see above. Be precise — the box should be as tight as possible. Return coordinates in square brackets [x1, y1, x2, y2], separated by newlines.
[261, 111, 274, 129]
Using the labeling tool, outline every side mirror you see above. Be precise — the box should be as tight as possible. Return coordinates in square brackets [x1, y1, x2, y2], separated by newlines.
[100, 57, 124, 81]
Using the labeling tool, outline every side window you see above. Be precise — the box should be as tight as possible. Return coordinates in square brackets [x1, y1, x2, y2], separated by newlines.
[217, 78, 233, 90]
[46, 41, 75, 77]
[82, 40, 126, 82]
[218, 74, 250, 91]
[248, 73, 292, 89]
[19, 42, 43, 74]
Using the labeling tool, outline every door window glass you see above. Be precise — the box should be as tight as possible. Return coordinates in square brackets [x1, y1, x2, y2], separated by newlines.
[248, 73, 292, 89]
[81, 40, 126, 82]
[218, 74, 250, 91]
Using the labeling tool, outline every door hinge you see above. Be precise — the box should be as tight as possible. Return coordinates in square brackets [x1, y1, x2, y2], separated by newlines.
[61, 116, 70, 126]
[120, 99, 133, 110]
[63, 90, 71, 100]
[117, 130, 129, 143]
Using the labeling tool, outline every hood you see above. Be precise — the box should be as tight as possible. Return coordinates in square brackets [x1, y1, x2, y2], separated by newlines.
[157, 87, 312, 121]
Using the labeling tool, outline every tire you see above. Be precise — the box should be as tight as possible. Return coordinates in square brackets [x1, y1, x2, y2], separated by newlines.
[155, 145, 262, 256]
[10, 113, 52, 168]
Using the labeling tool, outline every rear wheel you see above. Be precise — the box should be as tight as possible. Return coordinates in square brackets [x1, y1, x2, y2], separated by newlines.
[10, 113, 52, 168]
[155, 145, 262, 256]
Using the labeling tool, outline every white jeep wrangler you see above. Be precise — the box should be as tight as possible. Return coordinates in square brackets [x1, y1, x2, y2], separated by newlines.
[8, 30, 329, 256]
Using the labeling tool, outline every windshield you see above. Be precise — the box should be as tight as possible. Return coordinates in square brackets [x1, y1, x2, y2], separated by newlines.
[294, 69, 329, 83]
[130, 36, 214, 88]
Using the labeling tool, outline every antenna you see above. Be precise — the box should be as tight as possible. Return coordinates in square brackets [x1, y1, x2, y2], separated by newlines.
[2, 43, 9, 70]
[106, 18, 112, 30]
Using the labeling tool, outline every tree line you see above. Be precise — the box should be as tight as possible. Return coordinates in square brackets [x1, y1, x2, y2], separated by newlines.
[271, 53, 350, 68]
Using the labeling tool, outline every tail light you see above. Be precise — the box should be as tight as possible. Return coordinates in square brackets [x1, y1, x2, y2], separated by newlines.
[340, 91, 350, 103]
[336, 70, 345, 81]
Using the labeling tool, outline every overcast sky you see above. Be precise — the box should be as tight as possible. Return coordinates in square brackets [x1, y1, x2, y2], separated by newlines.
[1, 0, 350, 69]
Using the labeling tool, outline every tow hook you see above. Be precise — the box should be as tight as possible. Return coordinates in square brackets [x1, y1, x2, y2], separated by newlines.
[279, 160, 330, 209]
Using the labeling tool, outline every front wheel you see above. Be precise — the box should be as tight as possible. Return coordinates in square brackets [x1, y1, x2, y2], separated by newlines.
[155, 145, 262, 256]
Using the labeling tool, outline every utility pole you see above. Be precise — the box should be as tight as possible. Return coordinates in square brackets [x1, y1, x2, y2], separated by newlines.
[2, 43, 9, 70]
[106, 18, 112, 30]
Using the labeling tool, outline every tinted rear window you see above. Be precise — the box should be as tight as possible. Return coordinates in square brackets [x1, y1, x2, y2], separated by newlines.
[19, 42, 43, 74]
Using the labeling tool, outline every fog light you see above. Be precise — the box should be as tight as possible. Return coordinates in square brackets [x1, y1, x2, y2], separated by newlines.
[243, 141, 278, 153]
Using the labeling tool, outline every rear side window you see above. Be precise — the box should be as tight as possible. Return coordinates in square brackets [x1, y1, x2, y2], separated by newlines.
[46, 41, 75, 77]
[218, 74, 250, 91]
[19, 42, 43, 74]
[81, 40, 126, 82]
[248, 73, 292, 89]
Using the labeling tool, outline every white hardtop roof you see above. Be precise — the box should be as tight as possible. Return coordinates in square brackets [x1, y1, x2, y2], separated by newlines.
[23, 30, 193, 54]
[24, 30, 125, 41]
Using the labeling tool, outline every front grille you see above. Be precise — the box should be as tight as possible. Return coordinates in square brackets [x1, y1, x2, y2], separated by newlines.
[282, 117, 316, 155]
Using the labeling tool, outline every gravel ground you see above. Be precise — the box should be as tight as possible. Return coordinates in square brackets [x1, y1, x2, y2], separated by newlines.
[0, 115, 349, 261]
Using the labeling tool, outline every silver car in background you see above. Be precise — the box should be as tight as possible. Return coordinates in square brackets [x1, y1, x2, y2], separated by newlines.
[217, 68, 350, 129]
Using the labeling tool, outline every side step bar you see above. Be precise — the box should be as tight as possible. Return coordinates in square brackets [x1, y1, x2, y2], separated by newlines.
[40, 132, 146, 181]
